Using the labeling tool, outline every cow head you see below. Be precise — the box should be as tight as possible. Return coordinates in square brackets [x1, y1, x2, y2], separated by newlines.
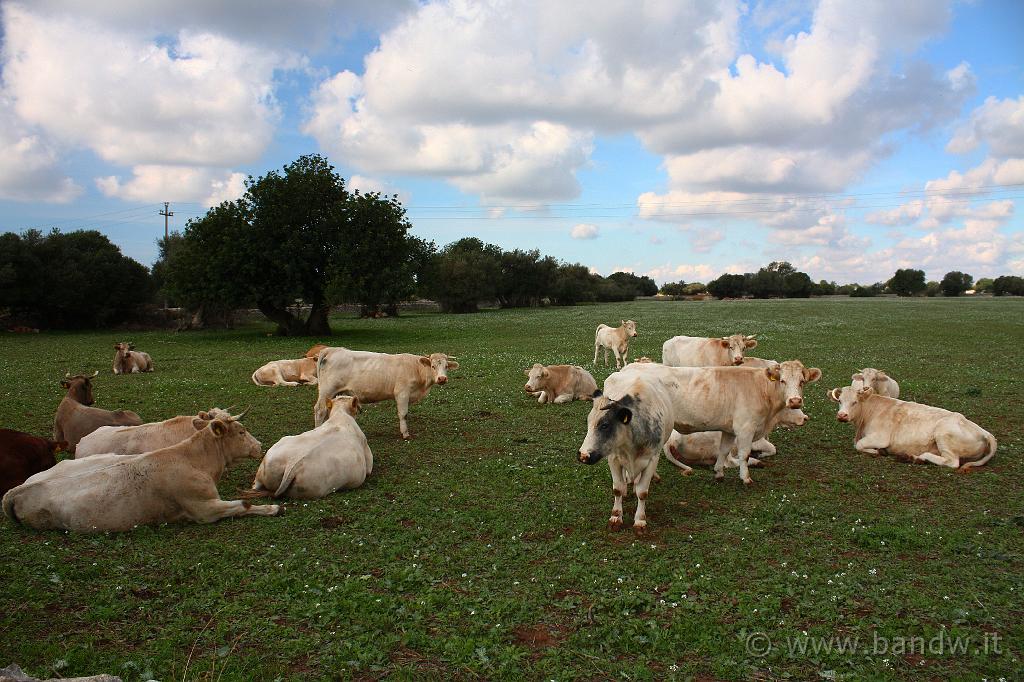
[622, 320, 638, 337]
[578, 392, 635, 465]
[197, 412, 262, 461]
[852, 368, 888, 392]
[421, 353, 459, 385]
[771, 360, 822, 409]
[775, 408, 810, 429]
[524, 363, 548, 393]
[196, 407, 233, 423]
[60, 371, 98, 405]
[719, 334, 757, 365]
[305, 343, 328, 358]
[327, 395, 361, 417]
[829, 385, 872, 422]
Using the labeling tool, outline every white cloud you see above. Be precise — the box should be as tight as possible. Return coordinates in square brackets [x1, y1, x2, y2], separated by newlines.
[947, 95, 1024, 158]
[570, 223, 599, 240]
[97, 165, 245, 205]
[0, 97, 80, 203]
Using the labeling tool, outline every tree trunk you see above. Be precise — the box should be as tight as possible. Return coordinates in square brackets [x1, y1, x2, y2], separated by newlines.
[304, 301, 332, 335]
[257, 300, 305, 336]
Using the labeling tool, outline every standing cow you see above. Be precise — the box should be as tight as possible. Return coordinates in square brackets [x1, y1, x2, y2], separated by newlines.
[594, 320, 638, 368]
[76, 408, 232, 458]
[828, 386, 996, 469]
[851, 368, 900, 398]
[53, 372, 142, 454]
[523, 364, 598, 404]
[0, 430, 65, 496]
[314, 348, 458, 439]
[251, 396, 372, 499]
[662, 334, 757, 367]
[112, 342, 153, 374]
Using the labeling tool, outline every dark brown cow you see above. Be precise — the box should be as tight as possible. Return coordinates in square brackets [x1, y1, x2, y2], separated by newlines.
[0, 429, 65, 496]
[54, 372, 143, 454]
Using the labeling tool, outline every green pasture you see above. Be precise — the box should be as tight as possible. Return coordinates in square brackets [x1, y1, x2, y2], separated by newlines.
[1, 298, 1021, 680]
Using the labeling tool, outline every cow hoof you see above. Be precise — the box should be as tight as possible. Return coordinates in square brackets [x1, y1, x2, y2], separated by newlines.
[743, 477, 754, 486]
[633, 523, 647, 536]
[682, 468, 694, 476]
[273, 505, 285, 516]
[607, 518, 623, 531]
[714, 473, 724, 482]
[652, 473, 662, 483]
[402, 434, 413, 441]
[955, 466, 971, 474]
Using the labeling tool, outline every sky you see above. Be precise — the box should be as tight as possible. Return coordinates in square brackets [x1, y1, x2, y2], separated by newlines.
[1, 0, 1022, 285]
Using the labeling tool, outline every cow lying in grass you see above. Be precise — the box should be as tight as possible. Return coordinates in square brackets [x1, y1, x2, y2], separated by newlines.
[76, 408, 233, 458]
[524, 364, 597, 404]
[112, 342, 153, 374]
[54, 372, 142, 454]
[251, 358, 319, 386]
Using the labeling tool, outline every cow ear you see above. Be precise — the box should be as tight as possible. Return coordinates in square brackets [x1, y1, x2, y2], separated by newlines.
[541, 368, 549, 377]
[877, 371, 889, 380]
[113, 343, 120, 349]
[523, 369, 530, 376]
[192, 417, 209, 430]
[719, 339, 730, 348]
[197, 410, 211, 420]
[618, 407, 633, 425]
[765, 366, 781, 382]
[447, 360, 459, 370]
[804, 367, 822, 383]
[592, 389, 603, 399]
[210, 419, 228, 436]
[828, 388, 841, 402]
[60, 380, 70, 388]
[326, 397, 334, 412]
[419, 356, 431, 366]
[744, 337, 758, 349]
[350, 397, 361, 414]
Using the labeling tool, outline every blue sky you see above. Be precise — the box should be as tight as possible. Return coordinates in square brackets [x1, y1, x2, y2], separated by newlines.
[1, 0, 1021, 285]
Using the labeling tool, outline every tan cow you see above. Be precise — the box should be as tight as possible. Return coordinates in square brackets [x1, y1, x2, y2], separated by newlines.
[251, 358, 319, 386]
[740, 356, 778, 369]
[828, 386, 996, 469]
[306, 344, 329, 358]
[616, 360, 821, 484]
[3, 414, 280, 531]
[251, 396, 372, 499]
[76, 408, 233, 458]
[851, 367, 900, 398]
[523, 364, 598, 404]
[112, 342, 153, 374]
[54, 373, 142, 454]
[594, 320, 638, 368]
[662, 334, 757, 367]
[663, 408, 810, 474]
[314, 348, 459, 439]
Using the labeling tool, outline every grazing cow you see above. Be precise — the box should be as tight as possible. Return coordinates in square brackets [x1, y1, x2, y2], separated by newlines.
[828, 386, 996, 469]
[314, 348, 459, 439]
[306, 343, 329, 358]
[3, 414, 280, 531]
[662, 408, 809, 474]
[523, 364, 598, 404]
[251, 358, 319, 386]
[593, 320, 638, 368]
[76, 408, 232, 458]
[662, 334, 757, 367]
[578, 374, 673, 533]
[616, 360, 821, 484]
[0, 430, 65, 496]
[112, 342, 153, 374]
[851, 367, 900, 398]
[54, 372, 142, 454]
[251, 396, 372, 499]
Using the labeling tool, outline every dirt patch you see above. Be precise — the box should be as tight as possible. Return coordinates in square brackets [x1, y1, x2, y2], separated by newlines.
[513, 623, 568, 655]
[320, 515, 348, 529]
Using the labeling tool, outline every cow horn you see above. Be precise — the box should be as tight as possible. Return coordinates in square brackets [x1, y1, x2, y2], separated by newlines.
[224, 404, 237, 413]
[90, 370, 99, 378]
[234, 406, 252, 420]
[65, 372, 71, 378]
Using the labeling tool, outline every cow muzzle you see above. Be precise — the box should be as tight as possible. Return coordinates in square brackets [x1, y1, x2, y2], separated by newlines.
[836, 412, 850, 422]
[436, 375, 448, 385]
[733, 358, 744, 365]
[787, 397, 803, 408]
[578, 450, 602, 465]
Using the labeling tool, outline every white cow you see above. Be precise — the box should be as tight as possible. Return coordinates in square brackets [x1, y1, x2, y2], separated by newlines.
[251, 396, 372, 499]
[76, 408, 232, 458]
[524, 364, 598, 404]
[3, 415, 280, 531]
[251, 358, 319, 386]
[314, 347, 458, 439]
[828, 386, 996, 469]
[662, 334, 757, 367]
[593, 320, 638, 368]
[851, 368, 900, 398]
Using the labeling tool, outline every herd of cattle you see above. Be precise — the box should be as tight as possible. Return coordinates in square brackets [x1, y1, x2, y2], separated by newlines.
[0, 321, 998, 535]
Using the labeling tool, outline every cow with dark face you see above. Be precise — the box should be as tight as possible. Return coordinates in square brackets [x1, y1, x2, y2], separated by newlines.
[578, 373, 673, 534]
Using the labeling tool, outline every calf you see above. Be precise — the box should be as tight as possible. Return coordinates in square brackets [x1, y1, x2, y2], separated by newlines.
[112, 342, 153, 374]
[53, 372, 142, 454]
[851, 367, 900, 398]
[524, 364, 598, 404]
[828, 386, 996, 469]
[0, 430, 65, 496]
[76, 408, 232, 458]
[662, 334, 757, 367]
[593, 320, 638, 368]
[315, 348, 459, 439]
[251, 396, 372, 499]
[3, 413, 279, 531]
[251, 358, 319, 386]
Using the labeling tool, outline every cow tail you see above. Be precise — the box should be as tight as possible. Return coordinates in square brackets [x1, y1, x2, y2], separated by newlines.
[251, 370, 261, 386]
[662, 443, 691, 472]
[959, 431, 997, 469]
[274, 459, 301, 498]
[2, 491, 20, 525]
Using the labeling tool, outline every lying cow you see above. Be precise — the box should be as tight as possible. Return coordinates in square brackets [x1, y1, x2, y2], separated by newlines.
[524, 364, 598, 404]
[54, 372, 142, 454]
[740, 356, 778, 369]
[314, 348, 459, 439]
[663, 408, 809, 474]
[251, 358, 319, 386]
[593, 320, 638, 368]
[662, 333, 757, 367]
[306, 343, 328, 358]
[76, 408, 232, 458]
[112, 342, 153, 374]
[251, 396, 372, 499]
[3, 413, 280, 531]
[829, 386, 996, 469]
[0, 430, 65, 496]
[616, 360, 821, 485]
[851, 367, 900, 398]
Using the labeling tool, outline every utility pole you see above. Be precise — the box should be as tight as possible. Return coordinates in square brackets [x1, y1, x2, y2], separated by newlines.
[159, 202, 174, 310]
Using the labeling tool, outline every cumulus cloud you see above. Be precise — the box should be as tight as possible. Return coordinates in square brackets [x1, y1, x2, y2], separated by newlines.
[97, 166, 246, 205]
[946, 95, 1024, 158]
[570, 223, 599, 240]
[0, 96, 80, 202]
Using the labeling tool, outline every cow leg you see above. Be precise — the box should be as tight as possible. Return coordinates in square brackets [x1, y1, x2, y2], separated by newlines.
[182, 498, 281, 524]
[612, 347, 623, 369]
[603, 347, 609, 366]
[854, 436, 888, 456]
[714, 433, 736, 480]
[537, 391, 549, 403]
[552, 393, 573, 404]
[396, 391, 413, 440]
[734, 432, 755, 485]
[608, 462, 626, 530]
[752, 438, 776, 456]
[632, 457, 659, 534]
[593, 343, 600, 365]
[915, 451, 958, 468]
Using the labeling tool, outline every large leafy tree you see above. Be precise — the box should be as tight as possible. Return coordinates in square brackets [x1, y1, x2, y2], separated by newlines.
[887, 268, 927, 297]
[940, 271, 973, 297]
[423, 238, 503, 313]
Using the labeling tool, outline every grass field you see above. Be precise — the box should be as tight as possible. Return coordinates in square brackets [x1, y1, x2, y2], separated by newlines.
[1, 298, 1022, 681]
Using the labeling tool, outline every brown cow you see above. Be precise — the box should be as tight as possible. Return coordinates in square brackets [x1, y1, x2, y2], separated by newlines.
[112, 342, 153, 374]
[251, 358, 318, 386]
[0, 429, 65, 496]
[53, 372, 142, 454]
[523, 364, 598, 404]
